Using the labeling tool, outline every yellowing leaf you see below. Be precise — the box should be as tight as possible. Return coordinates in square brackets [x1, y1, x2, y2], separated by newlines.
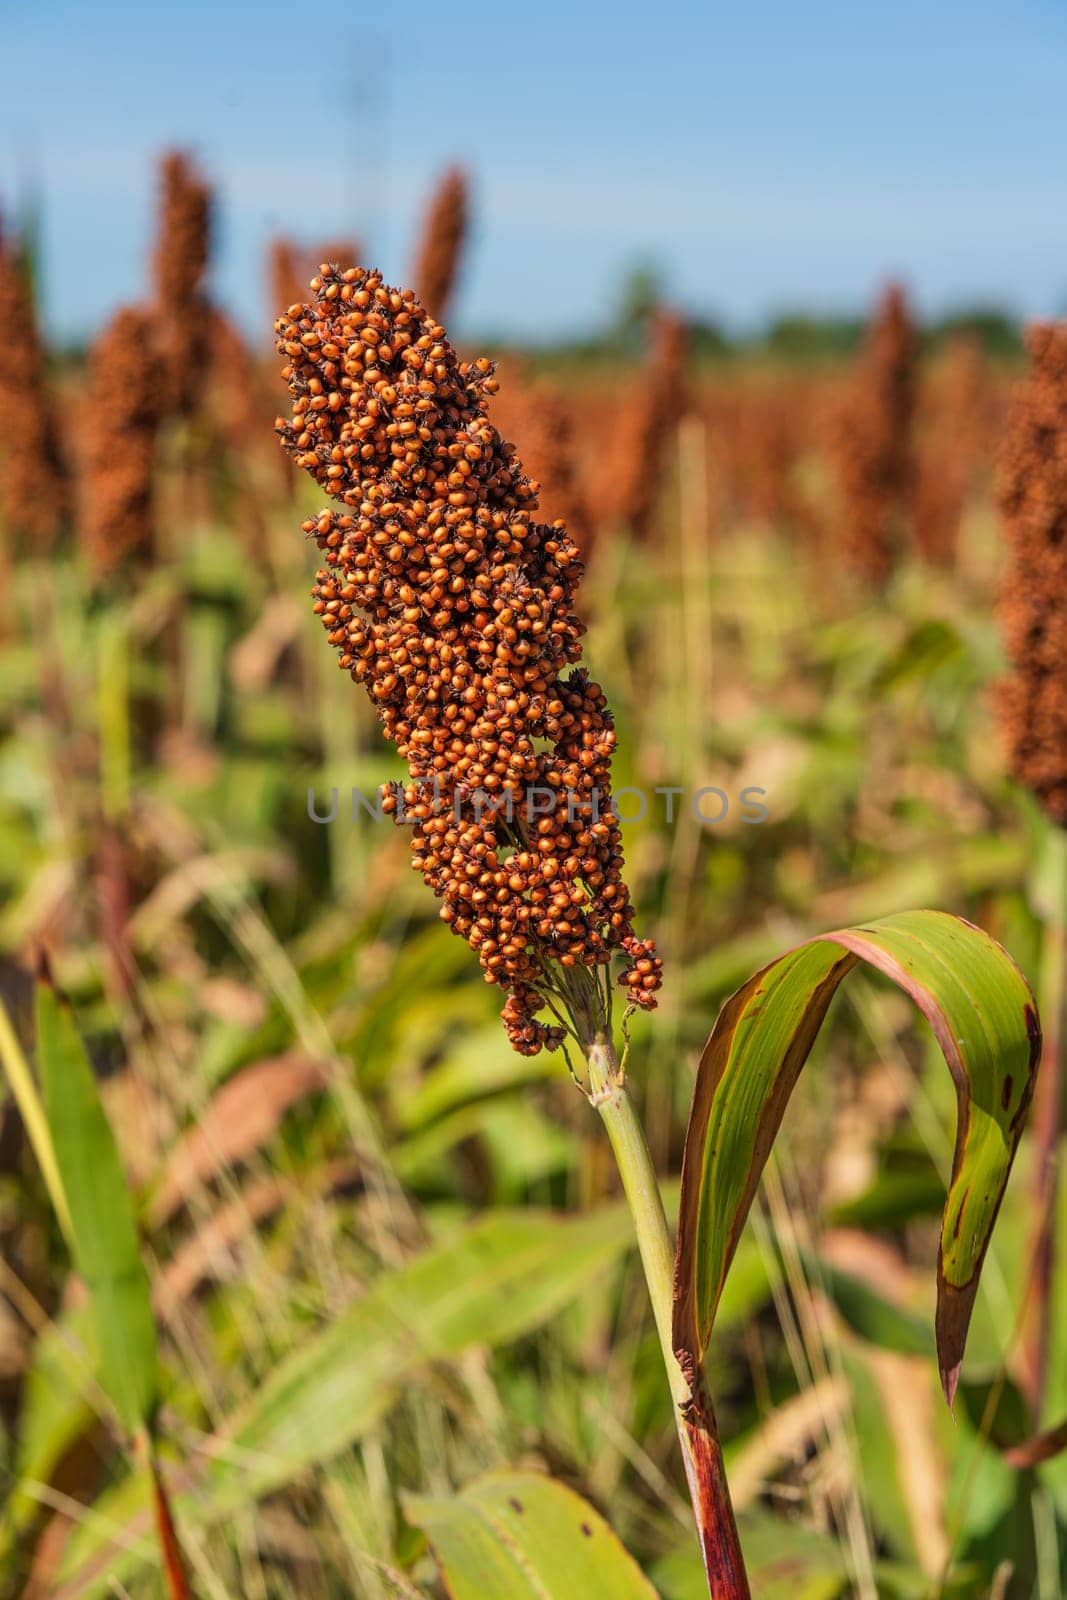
[404, 1470, 660, 1600]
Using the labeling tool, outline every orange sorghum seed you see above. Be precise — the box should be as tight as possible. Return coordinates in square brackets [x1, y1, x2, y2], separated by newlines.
[276, 266, 661, 1051]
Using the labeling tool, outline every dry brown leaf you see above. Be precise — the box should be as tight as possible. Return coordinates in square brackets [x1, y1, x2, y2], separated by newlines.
[156, 1172, 293, 1308]
[820, 1228, 918, 1309]
[158, 1157, 363, 1310]
[727, 1375, 850, 1508]
[867, 1348, 949, 1574]
[150, 1052, 330, 1226]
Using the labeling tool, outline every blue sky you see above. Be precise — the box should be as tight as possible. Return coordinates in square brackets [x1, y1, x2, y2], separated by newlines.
[4, 1, 1066, 342]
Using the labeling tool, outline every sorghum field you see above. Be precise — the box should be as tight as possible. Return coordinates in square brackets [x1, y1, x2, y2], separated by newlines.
[1, 147, 1066, 1600]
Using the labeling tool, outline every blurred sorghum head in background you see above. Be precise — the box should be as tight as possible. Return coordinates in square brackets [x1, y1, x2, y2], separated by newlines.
[411, 167, 469, 325]
[599, 306, 689, 540]
[832, 281, 917, 584]
[151, 150, 213, 417]
[0, 214, 71, 547]
[81, 307, 164, 577]
[997, 322, 1067, 828]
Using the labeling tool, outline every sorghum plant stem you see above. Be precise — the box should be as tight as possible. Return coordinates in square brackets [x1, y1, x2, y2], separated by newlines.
[585, 1036, 751, 1599]
[1024, 824, 1067, 1420]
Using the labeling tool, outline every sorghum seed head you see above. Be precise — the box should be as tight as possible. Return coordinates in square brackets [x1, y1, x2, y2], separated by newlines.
[598, 307, 688, 539]
[80, 306, 164, 577]
[276, 265, 661, 1049]
[411, 166, 469, 323]
[996, 322, 1067, 826]
[151, 150, 213, 416]
[0, 212, 70, 546]
[830, 281, 917, 584]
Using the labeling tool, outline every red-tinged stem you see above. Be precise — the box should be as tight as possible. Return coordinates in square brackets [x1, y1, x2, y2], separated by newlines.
[1021, 824, 1067, 1422]
[680, 1390, 751, 1596]
[586, 1036, 750, 1599]
[147, 1444, 194, 1600]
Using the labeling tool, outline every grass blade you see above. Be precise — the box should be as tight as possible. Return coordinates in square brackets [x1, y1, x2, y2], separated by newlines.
[0, 991, 73, 1244]
[34, 978, 157, 1435]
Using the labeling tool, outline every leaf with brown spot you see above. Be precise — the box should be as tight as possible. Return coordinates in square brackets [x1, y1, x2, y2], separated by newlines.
[404, 1471, 659, 1599]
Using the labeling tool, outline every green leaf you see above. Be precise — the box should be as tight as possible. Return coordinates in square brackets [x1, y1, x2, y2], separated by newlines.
[872, 618, 963, 692]
[404, 1470, 659, 1600]
[218, 1205, 632, 1500]
[673, 911, 1039, 1405]
[840, 1348, 928, 1564]
[393, 1023, 562, 1131]
[35, 980, 157, 1433]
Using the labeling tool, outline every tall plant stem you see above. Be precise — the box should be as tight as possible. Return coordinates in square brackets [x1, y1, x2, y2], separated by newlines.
[1022, 823, 1067, 1421]
[586, 1036, 751, 1599]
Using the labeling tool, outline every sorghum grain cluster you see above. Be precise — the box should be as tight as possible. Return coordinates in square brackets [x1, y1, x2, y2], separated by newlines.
[601, 308, 688, 538]
[412, 167, 468, 323]
[81, 307, 164, 575]
[270, 238, 364, 333]
[152, 151, 213, 415]
[275, 267, 661, 1051]
[0, 217, 70, 545]
[832, 282, 916, 583]
[996, 323, 1067, 826]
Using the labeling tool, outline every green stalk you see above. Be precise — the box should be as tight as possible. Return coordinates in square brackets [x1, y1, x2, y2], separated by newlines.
[586, 1036, 750, 1599]
[1023, 822, 1067, 1421]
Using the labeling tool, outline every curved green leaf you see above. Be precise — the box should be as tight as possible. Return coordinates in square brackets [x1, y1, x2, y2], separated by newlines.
[404, 1470, 659, 1600]
[35, 980, 157, 1434]
[673, 911, 1039, 1405]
